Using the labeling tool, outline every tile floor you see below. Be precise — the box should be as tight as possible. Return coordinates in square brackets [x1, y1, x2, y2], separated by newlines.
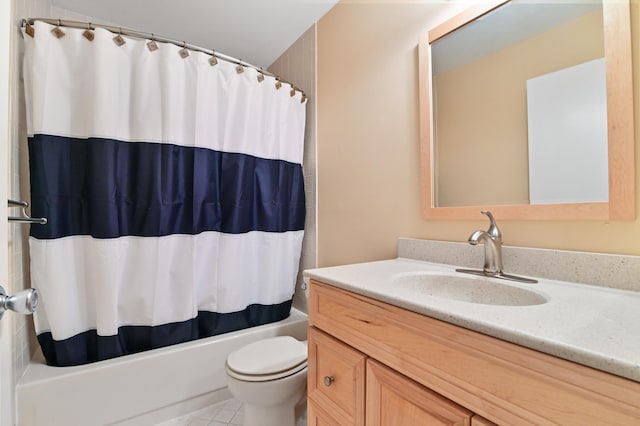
[156, 398, 307, 426]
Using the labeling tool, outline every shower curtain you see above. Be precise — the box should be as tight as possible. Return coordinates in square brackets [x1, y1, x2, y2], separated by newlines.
[22, 21, 306, 367]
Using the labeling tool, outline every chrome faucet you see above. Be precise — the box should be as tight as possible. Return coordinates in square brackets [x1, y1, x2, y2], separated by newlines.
[457, 211, 538, 284]
[468, 210, 502, 275]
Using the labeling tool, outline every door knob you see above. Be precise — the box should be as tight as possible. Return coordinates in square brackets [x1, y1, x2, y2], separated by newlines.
[0, 285, 38, 319]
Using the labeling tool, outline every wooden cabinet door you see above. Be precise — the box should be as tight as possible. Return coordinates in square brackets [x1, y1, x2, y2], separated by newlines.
[366, 359, 473, 426]
[308, 399, 347, 426]
[308, 327, 366, 426]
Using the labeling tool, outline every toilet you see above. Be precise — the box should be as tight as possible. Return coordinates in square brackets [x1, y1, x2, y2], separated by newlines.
[225, 336, 308, 426]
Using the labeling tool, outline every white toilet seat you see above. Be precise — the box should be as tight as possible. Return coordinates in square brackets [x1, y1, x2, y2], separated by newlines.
[226, 336, 308, 382]
[226, 360, 308, 382]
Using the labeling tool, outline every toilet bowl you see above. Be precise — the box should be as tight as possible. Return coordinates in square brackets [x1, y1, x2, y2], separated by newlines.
[225, 336, 308, 426]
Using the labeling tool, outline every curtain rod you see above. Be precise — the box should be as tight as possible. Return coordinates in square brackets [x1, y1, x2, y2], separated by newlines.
[21, 18, 305, 97]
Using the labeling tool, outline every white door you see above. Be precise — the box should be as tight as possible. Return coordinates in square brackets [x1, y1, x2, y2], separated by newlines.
[0, 0, 14, 423]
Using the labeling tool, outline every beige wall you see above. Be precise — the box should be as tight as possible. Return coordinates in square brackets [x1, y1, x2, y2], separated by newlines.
[435, 10, 603, 207]
[317, 1, 640, 267]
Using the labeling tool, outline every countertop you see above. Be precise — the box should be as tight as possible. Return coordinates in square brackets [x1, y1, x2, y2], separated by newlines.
[304, 258, 640, 383]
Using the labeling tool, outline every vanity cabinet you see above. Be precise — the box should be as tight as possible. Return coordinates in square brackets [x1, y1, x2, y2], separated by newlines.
[307, 280, 640, 425]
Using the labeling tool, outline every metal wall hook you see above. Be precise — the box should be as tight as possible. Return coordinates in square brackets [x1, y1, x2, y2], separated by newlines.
[8, 199, 48, 225]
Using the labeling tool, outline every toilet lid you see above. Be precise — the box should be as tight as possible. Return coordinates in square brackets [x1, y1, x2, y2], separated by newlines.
[227, 336, 307, 377]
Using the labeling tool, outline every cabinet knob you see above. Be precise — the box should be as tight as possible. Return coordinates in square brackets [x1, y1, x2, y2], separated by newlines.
[324, 376, 335, 387]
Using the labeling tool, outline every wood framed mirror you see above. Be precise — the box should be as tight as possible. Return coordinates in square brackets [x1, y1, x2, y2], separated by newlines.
[419, 0, 634, 220]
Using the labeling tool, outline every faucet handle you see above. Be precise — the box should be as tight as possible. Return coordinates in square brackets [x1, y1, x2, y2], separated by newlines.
[481, 210, 501, 241]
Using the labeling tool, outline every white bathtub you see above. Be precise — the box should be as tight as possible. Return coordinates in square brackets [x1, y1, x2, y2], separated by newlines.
[17, 308, 308, 425]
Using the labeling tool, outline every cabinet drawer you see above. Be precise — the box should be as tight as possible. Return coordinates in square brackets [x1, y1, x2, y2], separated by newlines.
[308, 326, 366, 426]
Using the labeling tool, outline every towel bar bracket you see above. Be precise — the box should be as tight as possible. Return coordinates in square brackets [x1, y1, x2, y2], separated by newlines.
[7, 199, 47, 225]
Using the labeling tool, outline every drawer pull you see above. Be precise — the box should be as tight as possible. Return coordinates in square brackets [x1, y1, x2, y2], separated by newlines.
[324, 376, 335, 387]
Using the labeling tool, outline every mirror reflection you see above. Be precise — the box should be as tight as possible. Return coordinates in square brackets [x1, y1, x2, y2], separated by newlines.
[431, 0, 605, 208]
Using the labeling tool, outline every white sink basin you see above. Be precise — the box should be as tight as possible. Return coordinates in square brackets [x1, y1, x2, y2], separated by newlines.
[391, 272, 549, 306]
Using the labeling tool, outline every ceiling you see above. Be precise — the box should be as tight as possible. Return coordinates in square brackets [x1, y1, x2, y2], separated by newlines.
[50, 0, 339, 68]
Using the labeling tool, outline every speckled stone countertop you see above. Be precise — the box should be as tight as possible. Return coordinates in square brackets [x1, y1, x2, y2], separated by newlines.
[304, 258, 640, 383]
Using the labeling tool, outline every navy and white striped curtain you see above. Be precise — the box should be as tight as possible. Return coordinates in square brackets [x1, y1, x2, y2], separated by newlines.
[23, 22, 306, 367]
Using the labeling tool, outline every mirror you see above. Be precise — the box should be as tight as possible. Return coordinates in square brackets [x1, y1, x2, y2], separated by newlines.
[418, 0, 635, 220]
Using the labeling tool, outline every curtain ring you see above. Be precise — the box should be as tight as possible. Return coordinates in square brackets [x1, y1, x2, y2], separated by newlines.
[24, 19, 35, 37]
[147, 33, 159, 51]
[209, 49, 218, 66]
[147, 33, 158, 52]
[113, 27, 126, 46]
[52, 19, 66, 38]
[179, 41, 189, 58]
[83, 21, 95, 41]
